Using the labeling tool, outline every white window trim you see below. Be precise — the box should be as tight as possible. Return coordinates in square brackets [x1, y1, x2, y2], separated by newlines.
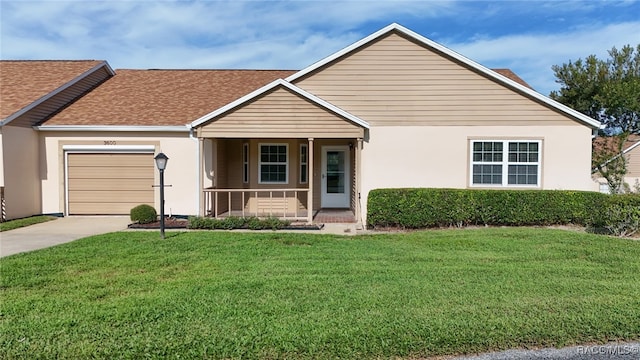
[469, 140, 542, 188]
[299, 143, 308, 184]
[258, 143, 289, 184]
[242, 143, 249, 184]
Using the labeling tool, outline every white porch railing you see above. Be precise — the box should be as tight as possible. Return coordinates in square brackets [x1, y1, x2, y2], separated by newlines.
[203, 188, 310, 221]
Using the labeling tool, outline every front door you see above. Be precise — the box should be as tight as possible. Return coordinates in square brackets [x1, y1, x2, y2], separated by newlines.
[321, 146, 350, 208]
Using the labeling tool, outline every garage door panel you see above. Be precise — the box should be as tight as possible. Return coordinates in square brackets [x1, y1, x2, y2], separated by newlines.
[71, 202, 155, 215]
[68, 166, 155, 179]
[69, 190, 154, 203]
[68, 178, 153, 191]
[67, 153, 155, 215]
[68, 153, 154, 167]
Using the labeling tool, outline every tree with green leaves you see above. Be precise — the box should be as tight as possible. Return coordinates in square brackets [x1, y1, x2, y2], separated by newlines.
[551, 44, 639, 193]
[550, 44, 639, 135]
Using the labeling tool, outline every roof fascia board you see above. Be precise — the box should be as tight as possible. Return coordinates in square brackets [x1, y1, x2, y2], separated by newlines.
[35, 125, 190, 132]
[190, 79, 369, 129]
[623, 140, 640, 154]
[286, 23, 601, 130]
[1, 61, 115, 127]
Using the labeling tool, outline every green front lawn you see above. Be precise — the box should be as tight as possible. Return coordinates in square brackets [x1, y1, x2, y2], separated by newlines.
[1, 228, 639, 359]
[0, 215, 56, 232]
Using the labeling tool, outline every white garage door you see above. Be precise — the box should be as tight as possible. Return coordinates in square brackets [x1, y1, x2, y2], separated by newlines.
[67, 153, 154, 215]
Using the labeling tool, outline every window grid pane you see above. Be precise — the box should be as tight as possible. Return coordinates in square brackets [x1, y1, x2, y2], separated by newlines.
[473, 141, 503, 163]
[471, 140, 540, 186]
[300, 144, 308, 184]
[259, 144, 287, 183]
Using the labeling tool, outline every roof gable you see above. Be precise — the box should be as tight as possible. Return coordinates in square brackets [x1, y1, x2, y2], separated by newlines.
[191, 79, 369, 129]
[286, 23, 600, 129]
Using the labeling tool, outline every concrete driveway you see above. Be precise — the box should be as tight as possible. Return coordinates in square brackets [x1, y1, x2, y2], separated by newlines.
[1, 216, 131, 257]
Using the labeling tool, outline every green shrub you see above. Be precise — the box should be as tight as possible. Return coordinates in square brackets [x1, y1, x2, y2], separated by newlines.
[595, 194, 640, 237]
[187, 216, 290, 230]
[130, 204, 157, 224]
[367, 188, 608, 229]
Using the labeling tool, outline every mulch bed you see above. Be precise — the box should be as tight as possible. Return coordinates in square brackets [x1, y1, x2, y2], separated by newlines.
[128, 218, 189, 229]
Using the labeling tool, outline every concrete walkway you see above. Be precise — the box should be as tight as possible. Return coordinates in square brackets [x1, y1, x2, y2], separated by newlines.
[1, 216, 130, 257]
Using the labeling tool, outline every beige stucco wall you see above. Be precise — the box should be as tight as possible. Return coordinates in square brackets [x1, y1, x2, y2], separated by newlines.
[2, 126, 41, 219]
[359, 125, 594, 223]
[40, 131, 198, 216]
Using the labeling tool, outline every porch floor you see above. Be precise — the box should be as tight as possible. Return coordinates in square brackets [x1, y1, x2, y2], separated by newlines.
[312, 209, 356, 223]
[212, 209, 356, 223]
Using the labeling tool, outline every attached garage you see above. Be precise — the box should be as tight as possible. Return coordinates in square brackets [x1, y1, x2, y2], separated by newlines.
[65, 148, 155, 215]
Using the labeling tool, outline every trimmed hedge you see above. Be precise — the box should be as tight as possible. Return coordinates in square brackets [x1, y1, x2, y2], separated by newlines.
[130, 204, 157, 224]
[367, 188, 615, 229]
[599, 194, 640, 237]
[187, 216, 291, 230]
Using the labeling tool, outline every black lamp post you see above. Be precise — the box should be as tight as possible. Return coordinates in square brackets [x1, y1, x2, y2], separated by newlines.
[154, 153, 169, 239]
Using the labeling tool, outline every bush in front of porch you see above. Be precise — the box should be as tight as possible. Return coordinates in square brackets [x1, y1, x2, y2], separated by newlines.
[187, 216, 291, 230]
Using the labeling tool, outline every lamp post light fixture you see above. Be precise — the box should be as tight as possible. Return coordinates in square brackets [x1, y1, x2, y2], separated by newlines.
[154, 152, 169, 239]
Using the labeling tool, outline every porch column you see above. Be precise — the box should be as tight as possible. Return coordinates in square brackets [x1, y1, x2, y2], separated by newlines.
[355, 138, 363, 228]
[199, 138, 205, 216]
[307, 138, 314, 224]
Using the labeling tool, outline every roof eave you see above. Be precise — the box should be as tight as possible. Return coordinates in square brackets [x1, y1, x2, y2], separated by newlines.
[34, 125, 191, 132]
[286, 23, 601, 130]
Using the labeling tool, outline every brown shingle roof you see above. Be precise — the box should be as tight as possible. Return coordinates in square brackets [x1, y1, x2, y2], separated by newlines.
[593, 134, 640, 154]
[492, 68, 534, 90]
[44, 69, 296, 126]
[0, 60, 103, 120]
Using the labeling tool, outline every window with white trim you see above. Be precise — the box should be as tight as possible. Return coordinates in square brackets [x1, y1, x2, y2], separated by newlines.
[259, 144, 288, 184]
[299, 144, 308, 184]
[470, 140, 541, 187]
[242, 143, 249, 184]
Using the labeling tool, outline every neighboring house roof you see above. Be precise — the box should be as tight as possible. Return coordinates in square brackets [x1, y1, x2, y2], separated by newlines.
[286, 23, 600, 129]
[0, 60, 112, 126]
[492, 69, 533, 90]
[592, 134, 640, 172]
[42, 69, 295, 127]
[191, 79, 370, 129]
[593, 134, 640, 155]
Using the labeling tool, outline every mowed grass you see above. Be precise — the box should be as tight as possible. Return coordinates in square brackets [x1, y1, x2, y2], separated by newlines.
[1, 228, 639, 359]
[0, 215, 56, 232]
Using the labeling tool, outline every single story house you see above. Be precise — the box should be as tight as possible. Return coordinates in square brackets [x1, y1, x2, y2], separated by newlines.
[1, 23, 601, 226]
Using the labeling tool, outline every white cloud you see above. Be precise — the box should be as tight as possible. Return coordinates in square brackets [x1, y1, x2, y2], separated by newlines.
[444, 21, 640, 94]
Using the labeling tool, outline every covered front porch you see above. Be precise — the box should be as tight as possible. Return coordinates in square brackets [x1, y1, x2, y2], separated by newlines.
[192, 79, 369, 225]
[199, 137, 363, 224]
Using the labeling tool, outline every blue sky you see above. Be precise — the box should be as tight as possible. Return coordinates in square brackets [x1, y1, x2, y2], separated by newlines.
[1, 0, 639, 95]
